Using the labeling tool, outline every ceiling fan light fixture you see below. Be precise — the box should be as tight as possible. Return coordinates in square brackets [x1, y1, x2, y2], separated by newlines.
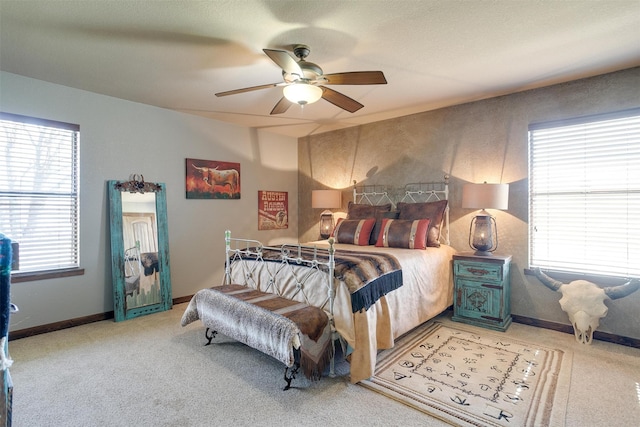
[219, 45, 386, 114]
[283, 83, 323, 106]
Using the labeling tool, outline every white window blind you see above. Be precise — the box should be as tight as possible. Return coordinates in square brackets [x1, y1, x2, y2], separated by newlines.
[0, 112, 80, 273]
[528, 108, 640, 278]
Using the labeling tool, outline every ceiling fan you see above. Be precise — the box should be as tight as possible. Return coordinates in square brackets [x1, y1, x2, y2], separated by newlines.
[215, 44, 387, 115]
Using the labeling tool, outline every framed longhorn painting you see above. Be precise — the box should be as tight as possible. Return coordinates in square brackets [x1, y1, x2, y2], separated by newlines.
[186, 158, 241, 199]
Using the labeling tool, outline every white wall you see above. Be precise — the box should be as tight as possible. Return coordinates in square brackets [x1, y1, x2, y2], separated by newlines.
[1, 71, 299, 331]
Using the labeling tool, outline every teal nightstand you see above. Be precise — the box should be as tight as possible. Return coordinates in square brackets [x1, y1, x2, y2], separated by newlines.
[451, 253, 512, 331]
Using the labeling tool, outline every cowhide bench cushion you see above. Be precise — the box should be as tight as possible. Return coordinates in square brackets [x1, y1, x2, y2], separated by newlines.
[181, 284, 333, 381]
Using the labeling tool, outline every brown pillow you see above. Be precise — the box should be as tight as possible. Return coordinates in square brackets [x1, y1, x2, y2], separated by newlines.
[346, 202, 392, 219]
[397, 200, 448, 247]
[370, 210, 399, 245]
[331, 218, 376, 245]
[347, 202, 394, 245]
[375, 218, 431, 249]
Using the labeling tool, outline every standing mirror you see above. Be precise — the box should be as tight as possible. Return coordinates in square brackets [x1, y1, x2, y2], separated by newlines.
[108, 176, 172, 321]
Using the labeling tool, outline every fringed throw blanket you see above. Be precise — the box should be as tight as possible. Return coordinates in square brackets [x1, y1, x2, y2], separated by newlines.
[181, 284, 333, 381]
[235, 247, 403, 313]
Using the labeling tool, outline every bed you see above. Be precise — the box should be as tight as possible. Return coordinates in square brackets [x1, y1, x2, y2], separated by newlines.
[183, 177, 456, 384]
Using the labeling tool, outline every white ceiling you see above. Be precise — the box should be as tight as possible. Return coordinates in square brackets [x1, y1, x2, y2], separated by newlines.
[1, 0, 639, 138]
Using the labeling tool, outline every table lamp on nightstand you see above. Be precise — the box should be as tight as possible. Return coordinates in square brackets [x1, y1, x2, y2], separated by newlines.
[311, 189, 342, 239]
[462, 182, 509, 256]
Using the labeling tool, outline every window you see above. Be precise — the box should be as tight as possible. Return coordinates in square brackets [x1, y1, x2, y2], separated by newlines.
[528, 108, 640, 278]
[0, 112, 80, 275]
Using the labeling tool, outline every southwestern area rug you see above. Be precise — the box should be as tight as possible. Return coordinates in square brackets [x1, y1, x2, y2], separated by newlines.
[361, 322, 572, 426]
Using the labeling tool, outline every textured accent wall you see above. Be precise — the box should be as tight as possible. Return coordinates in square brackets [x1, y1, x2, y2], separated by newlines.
[299, 67, 640, 340]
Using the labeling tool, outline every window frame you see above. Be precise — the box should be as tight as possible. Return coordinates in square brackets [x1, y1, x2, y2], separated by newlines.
[527, 107, 640, 281]
[0, 112, 83, 282]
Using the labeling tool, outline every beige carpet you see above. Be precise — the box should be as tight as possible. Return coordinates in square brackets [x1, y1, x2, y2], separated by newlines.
[361, 322, 572, 427]
[9, 305, 640, 426]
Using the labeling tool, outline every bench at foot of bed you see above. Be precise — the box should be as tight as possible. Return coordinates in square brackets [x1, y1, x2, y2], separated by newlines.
[181, 284, 334, 390]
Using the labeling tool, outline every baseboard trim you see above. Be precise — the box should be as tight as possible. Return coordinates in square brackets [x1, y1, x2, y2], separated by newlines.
[9, 312, 114, 341]
[9, 299, 639, 348]
[9, 295, 194, 341]
[512, 314, 640, 348]
[173, 295, 193, 305]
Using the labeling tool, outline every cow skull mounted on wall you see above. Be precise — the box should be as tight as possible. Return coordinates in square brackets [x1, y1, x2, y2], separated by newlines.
[533, 268, 639, 344]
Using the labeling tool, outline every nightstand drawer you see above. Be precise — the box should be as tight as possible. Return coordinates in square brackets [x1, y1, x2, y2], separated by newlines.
[454, 261, 503, 281]
[455, 278, 503, 291]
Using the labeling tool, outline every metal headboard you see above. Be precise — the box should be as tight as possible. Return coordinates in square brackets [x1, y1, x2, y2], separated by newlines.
[352, 174, 450, 245]
[352, 183, 395, 208]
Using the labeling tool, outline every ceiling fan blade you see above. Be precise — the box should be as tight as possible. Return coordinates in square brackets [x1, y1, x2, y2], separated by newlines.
[321, 87, 364, 113]
[323, 71, 387, 85]
[270, 97, 293, 115]
[263, 49, 303, 77]
[215, 82, 281, 97]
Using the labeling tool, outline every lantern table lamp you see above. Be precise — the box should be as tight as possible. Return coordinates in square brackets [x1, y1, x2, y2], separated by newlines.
[311, 190, 342, 239]
[462, 182, 509, 256]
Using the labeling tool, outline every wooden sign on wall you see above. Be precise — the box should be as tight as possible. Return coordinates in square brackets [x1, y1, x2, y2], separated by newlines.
[258, 191, 288, 230]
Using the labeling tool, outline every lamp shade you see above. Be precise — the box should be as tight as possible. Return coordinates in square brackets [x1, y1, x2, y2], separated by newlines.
[311, 190, 341, 209]
[283, 83, 323, 106]
[462, 183, 509, 210]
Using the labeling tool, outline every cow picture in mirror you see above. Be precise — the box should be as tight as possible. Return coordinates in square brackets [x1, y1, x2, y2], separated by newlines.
[121, 192, 160, 308]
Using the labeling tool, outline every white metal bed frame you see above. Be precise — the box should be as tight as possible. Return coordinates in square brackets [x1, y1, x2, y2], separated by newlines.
[219, 176, 450, 383]
[223, 231, 340, 377]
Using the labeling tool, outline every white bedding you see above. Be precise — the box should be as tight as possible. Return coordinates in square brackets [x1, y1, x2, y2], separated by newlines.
[227, 241, 456, 383]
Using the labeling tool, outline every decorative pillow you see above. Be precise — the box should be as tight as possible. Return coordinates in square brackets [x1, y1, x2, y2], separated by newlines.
[331, 218, 376, 246]
[375, 218, 431, 249]
[397, 200, 448, 247]
[370, 210, 399, 245]
[347, 202, 394, 245]
[346, 202, 392, 220]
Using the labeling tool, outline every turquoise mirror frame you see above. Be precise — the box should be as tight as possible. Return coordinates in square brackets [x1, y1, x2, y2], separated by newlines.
[108, 178, 172, 321]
